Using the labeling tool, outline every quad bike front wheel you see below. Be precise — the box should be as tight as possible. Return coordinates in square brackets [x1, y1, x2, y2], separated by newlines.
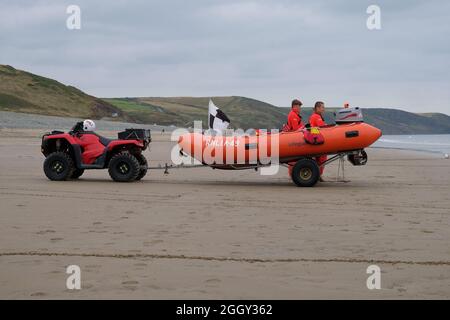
[134, 153, 148, 181]
[108, 152, 141, 182]
[43, 152, 75, 181]
[291, 158, 320, 187]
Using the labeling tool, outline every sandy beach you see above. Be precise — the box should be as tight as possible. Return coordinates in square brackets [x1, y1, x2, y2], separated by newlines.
[0, 128, 449, 299]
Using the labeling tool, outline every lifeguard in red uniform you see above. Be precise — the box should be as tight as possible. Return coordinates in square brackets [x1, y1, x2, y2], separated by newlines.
[309, 101, 327, 181]
[285, 99, 305, 177]
[285, 99, 305, 131]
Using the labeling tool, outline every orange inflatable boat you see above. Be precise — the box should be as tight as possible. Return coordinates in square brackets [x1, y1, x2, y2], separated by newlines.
[178, 122, 381, 165]
[177, 107, 382, 187]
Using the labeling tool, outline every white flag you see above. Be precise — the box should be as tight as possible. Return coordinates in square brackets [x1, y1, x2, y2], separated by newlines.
[208, 99, 230, 132]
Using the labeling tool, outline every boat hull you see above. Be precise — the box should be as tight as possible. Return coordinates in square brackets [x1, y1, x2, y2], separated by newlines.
[178, 123, 382, 166]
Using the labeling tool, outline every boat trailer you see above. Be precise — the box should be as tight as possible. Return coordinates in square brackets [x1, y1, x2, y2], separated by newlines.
[147, 149, 368, 182]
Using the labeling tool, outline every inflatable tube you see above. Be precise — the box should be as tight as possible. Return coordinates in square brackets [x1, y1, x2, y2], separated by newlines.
[178, 123, 382, 166]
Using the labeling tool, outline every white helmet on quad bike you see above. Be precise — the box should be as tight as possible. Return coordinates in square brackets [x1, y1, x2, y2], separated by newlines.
[83, 119, 96, 131]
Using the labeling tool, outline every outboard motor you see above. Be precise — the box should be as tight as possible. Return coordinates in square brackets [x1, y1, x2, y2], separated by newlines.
[334, 107, 364, 124]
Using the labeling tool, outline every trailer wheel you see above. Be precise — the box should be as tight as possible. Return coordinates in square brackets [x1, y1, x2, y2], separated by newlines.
[43, 152, 75, 181]
[291, 158, 320, 187]
[135, 154, 148, 181]
[108, 152, 140, 182]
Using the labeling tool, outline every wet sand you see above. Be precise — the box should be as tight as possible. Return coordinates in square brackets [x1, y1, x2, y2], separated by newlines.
[0, 129, 449, 299]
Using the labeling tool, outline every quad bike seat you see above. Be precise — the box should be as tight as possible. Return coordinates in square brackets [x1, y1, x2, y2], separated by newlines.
[95, 134, 113, 147]
[76, 132, 113, 147]
[70, 122, 113, 146]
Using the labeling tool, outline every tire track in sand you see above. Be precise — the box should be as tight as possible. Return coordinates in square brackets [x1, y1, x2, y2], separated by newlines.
[0, 251, 449, 266]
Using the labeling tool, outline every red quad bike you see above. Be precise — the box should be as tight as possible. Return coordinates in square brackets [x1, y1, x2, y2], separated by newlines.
[41, 122, 151, 182]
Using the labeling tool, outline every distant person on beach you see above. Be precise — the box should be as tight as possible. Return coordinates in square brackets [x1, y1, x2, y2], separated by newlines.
[309, 101, 327, 181]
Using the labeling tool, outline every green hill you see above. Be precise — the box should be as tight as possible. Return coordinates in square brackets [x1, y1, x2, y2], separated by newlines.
[360, 109, 450, 135]
[107, 97, 450, 134]
[278, 107, 450, 135]
[0, 65, 128, 120]
[104, 96, 287, 129]
[1, 65, 449, 134]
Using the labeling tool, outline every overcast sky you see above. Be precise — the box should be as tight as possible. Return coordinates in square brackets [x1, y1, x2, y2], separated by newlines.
[1, 0, 449, 113]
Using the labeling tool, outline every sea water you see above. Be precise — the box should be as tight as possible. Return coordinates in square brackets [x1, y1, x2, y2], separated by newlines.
[373, 134, 450, 155]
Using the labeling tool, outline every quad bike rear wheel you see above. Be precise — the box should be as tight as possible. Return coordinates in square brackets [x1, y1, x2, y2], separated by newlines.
[135, 153, 148, 181]
[43, 152, 75, 181]
[108, 152, 140, 182]
[291, 158, 320, 187]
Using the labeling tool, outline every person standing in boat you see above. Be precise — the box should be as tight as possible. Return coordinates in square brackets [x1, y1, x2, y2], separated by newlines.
[285, 99, 305, 131]
[309, 101, 327, 181]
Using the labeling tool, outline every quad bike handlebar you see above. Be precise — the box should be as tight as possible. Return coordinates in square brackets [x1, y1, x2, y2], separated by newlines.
[69, 121, 84, 135]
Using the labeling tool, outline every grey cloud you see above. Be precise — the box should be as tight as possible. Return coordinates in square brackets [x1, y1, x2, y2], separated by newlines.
[0, 0, 449, 113]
